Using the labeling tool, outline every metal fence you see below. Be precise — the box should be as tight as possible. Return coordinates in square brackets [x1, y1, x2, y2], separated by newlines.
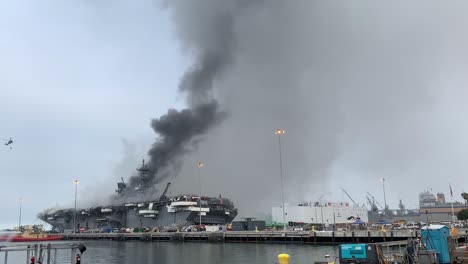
[0, 243, 86, 264]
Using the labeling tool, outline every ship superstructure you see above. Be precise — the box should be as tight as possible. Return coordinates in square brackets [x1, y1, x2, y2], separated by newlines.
[38, 160, 237, 230]
[418, 190, 464, 216]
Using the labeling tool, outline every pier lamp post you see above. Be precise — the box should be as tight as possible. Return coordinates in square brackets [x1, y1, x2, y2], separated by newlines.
[380, 177, 387, 217]
[316, 192, 330, 226]
[320, 206, 324, 225]
[333, 212, 336, 231]
[429, 188, 434, 223]
[196, 162, 204, 228]
[73, 180, 80, 233]
[18, 197, 22, 229]
[275, 128, 286, 230]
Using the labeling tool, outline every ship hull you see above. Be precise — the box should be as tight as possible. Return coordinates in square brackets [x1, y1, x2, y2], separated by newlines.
[0, 236, 62, 242]
[39, 161, 238, 231]
[39, 195, 237, 231]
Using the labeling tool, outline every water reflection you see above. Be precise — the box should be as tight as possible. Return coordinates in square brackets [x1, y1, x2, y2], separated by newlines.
[0, 241, 338, 264]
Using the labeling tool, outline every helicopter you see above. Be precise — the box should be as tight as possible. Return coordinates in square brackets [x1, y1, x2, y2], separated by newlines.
[3, 138, 13, 149]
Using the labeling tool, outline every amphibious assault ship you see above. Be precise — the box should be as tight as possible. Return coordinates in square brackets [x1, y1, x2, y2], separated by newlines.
[38, 160, 238, 230]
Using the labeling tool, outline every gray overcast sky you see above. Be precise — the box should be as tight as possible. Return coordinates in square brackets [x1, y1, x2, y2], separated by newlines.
[0, 0, 188, 228]
[2, 1, 468, 228]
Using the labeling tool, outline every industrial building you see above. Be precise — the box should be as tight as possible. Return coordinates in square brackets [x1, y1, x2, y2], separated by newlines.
[272, 202, 369, 225]
[232, 218, 266, 231]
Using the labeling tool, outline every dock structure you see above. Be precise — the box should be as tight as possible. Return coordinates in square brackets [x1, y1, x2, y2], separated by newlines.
[0, 242, 86, 264]
[61, 229, 420, 244]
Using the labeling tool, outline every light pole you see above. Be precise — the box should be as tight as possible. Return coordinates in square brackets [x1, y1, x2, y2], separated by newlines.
[316, 192, 330, 226]
[18, 197, 22, 229]
[196, 162, 204, 228]
[275, 128, 286, 230]
[73, 180, 80, 233]
[429, 188, 434, 222]
[333, 212, 336, 231]
[380, 177, 387, 217]
[320, 206, 324, 225]
[314, 206, 317, 225]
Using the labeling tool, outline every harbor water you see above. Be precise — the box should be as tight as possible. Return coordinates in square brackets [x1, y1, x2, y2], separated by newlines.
[0, 241, 338, 264]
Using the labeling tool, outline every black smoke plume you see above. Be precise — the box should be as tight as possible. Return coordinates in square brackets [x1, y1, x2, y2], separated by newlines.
[117, 0, 468, 216]
[162, 1, 468, 216]
[125, 1, 241, 193]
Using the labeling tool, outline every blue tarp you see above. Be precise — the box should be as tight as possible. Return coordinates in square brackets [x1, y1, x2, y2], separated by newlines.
[377, 219, 389, 225]
[352, 219, 365, 225]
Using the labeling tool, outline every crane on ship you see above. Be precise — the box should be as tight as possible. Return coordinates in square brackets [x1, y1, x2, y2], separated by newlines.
[116, 177, 127, 194]
[340, 187, 358, 206]
[159, 182, 171, 201]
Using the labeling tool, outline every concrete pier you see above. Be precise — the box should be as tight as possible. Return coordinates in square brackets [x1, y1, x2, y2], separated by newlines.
[61, 229, 420, 244]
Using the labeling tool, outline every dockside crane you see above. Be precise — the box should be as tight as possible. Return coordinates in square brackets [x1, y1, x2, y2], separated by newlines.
[340, 187, 358, 206]
[366, 195, 379, 212]
[366, 192, 384, 210]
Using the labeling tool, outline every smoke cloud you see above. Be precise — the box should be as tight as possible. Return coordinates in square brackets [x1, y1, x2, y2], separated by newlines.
[108, 0, 468, 218]
[123, 0, 242, 197]
[158, 1, 468, 217]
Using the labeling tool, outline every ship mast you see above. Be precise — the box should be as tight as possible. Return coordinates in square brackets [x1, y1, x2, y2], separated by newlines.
[136, 159, 150, 191]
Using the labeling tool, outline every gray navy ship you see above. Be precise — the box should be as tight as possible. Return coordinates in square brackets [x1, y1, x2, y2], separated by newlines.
[38, 160, 238, 231]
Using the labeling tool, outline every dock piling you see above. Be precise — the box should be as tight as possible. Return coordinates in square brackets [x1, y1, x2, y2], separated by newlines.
[34, 244, 38, 261]
[26, 246, 30, 264]
[46, 244, 51, 264]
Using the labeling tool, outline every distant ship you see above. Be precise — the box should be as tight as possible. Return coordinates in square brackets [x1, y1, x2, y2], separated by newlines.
[38, 160, 238, 231]
[0, 225, 61, 242]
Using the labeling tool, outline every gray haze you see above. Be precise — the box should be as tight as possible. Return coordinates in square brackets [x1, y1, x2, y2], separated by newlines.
[0, 0, 185, 227]
[122, 0, 241, 199]
[160, 0, 468, 218]
[4, 1, 468, 227]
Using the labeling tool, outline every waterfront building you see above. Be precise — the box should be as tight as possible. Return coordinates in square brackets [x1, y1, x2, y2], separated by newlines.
[272, 201, 368, 225]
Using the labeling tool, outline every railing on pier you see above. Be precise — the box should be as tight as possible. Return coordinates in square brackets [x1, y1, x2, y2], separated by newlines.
[0, 242, 86, 264]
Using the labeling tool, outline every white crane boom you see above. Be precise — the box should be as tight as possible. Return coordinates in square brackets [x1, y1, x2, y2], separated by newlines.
[340, 187, 357, 206]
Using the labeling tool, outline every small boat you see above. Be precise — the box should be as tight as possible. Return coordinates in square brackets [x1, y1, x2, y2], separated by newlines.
[0, 225, 62, 242]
